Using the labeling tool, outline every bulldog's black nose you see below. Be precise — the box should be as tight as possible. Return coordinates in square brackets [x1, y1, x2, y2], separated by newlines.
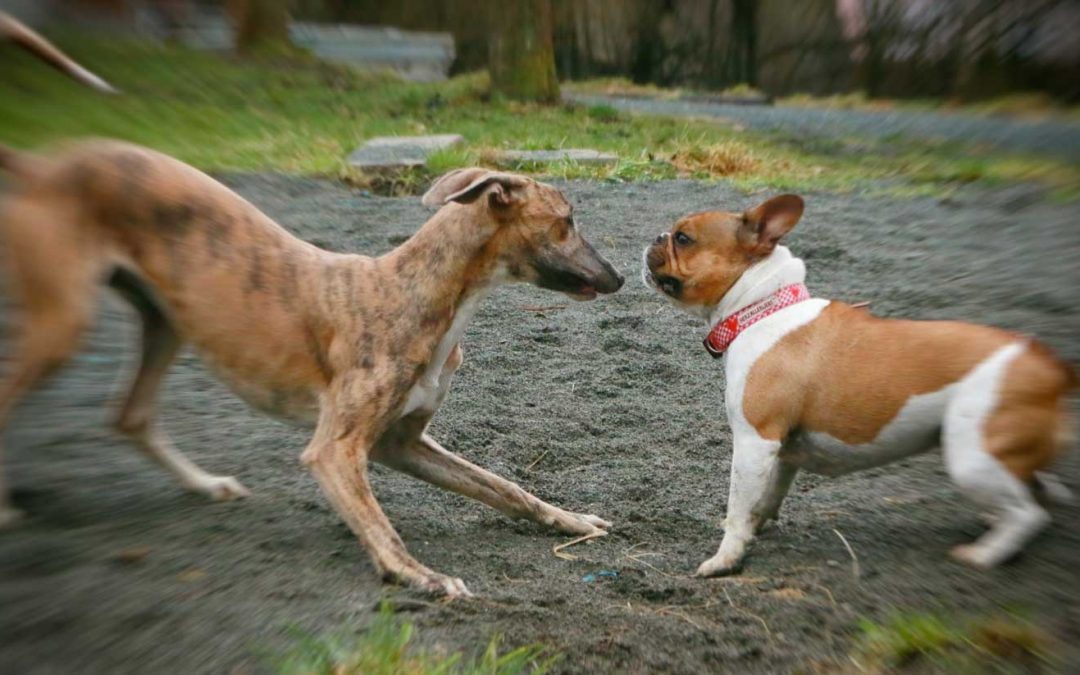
[655, 232, 669, 245]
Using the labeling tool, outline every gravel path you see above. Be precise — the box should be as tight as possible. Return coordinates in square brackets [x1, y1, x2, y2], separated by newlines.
[567, 93, 1080, 162]
[1, 176, 1078, 673]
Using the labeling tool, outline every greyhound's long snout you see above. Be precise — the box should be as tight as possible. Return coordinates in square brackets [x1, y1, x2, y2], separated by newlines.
[581, 239, 623, 294]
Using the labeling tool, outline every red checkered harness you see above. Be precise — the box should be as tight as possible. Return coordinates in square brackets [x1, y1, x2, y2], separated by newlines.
[703, 283, 811, 357]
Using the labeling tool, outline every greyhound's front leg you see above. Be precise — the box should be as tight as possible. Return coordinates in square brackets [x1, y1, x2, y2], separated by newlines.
[374, 429, 610, 536]
[302, 395, 471, 598]
[378, 344, 611, 536]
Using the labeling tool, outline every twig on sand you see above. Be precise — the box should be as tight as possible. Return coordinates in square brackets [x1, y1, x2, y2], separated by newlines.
[619, 542, 682, 579]
[553, 530, 607, 561]
[810, 582, 838, 610]
[722, 586, 773, 641]
[832, 528, 861, 580]
[653, 607, 707, 631]
[524, 449, 549, 471]
[522, 304, 567, 313]
[850, 301, 871, 309]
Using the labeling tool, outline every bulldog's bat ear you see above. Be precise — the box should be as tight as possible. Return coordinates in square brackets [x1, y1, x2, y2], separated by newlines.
[739, 194, 804, 257]
[421, 168, 529, 209]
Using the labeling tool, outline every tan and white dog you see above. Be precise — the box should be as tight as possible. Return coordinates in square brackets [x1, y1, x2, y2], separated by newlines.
[643, 194, 1075, 576]
[0, 140, 623, 597]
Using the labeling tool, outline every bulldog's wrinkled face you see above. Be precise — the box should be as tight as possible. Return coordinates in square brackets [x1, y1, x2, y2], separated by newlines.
[642, 194, 804, 316]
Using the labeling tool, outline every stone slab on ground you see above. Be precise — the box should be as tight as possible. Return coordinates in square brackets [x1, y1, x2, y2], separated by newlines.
[347, 134, 464, 170]
[493, 148, 618, 168]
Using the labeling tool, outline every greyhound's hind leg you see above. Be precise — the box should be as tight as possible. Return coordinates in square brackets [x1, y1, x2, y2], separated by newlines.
[109, 269, 249, 501]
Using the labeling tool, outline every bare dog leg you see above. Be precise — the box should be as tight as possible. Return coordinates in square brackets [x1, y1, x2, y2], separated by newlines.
[303, 396, 471, 598]
[0, 305, 91, 525]
[375, 430, 610, 536]
[0, 207, 99, 525]
[697, 434, 785, 577]
[110, 271, 248, 501]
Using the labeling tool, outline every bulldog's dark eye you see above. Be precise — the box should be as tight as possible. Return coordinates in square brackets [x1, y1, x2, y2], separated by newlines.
[674, 231, 693, 246]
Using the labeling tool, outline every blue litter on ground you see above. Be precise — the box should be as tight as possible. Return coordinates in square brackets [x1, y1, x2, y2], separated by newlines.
[582, 570, 619, 583]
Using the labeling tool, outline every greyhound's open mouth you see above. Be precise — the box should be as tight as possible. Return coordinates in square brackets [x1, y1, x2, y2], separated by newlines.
[536, 263, 614, 301]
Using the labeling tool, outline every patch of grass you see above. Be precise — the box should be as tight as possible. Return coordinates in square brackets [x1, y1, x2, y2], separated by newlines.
[670, 140, 766, 177]
[1, 35, 1076, 198]
[845, 610, 1056, 674]
[565, 78, 767, 102]
[276, 603, 557, 675]
[563, 76, 683, 99]
[780, 89, 1080, 122]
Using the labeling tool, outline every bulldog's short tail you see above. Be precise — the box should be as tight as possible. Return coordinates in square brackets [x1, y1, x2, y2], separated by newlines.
[1, 11, 118, 93]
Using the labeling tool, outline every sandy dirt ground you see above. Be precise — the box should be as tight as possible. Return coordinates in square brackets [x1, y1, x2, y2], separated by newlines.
[1, 176, 1078, 674]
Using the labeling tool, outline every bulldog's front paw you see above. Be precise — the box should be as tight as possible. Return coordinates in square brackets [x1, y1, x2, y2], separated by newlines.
[695, 553, 743, 578]
[949, 543, 995, 570]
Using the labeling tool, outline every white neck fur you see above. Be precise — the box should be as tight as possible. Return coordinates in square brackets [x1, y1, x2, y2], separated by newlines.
[708, 245, 807, 325]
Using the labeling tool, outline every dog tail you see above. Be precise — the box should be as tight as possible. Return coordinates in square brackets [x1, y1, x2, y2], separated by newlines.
[1, 12, 118, 94]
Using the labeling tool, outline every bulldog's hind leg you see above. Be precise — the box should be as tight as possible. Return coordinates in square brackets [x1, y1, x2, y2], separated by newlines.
[109, 269, 248, 501]
[943, 343, 1060, 569]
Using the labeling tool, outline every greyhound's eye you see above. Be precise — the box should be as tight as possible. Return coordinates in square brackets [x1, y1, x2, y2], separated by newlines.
[553, 218, 571, 241]
[674, 231, 693, 246]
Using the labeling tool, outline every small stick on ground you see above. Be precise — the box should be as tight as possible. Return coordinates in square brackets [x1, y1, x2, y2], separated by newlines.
[850, 301, 871, 309]
[553, 530, 607, 561]
[722, 586, 773, 641]
[833, 528, 861, 580]
[524, 449, 549, 471]
[810, 582, 838, 610]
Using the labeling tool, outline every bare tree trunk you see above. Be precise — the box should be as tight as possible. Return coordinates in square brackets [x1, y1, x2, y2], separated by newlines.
[730, 0, 757, 85]
[229, 0, 292, 54]
[488, 0, 560, 102]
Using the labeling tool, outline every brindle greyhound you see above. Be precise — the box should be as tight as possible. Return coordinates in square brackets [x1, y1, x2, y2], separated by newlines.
[0, 140, 624, 597]
[1, 11, 118, 93]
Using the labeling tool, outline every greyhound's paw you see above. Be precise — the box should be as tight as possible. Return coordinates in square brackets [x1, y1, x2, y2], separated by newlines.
[0, 506, 25, 529]
[695, 554, 743, 578]
[419, 573, 473, 599]
[949, 544, 995, 570]
[192, 476, 251, 502]
[558, 512, 612, 536]
[579, 513, 612, 530]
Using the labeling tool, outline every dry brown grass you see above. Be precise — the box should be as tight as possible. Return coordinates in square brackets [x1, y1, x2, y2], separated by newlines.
[670, 140, 768, 177]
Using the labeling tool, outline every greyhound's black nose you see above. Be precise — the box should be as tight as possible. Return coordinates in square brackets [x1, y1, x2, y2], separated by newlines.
[655, 232, 669, 245]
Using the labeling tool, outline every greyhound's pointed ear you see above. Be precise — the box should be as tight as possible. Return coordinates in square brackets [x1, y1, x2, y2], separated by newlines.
[421, 169, 528, 209]
[739, 194, 804, 257]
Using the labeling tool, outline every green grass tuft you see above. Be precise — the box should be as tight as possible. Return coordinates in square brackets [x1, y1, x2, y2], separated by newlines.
[275, 603, 557, 675]
[847, 610, 1055, 674]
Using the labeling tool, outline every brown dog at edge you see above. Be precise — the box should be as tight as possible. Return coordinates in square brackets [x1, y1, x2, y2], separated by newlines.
[0, 140, 624, 597]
